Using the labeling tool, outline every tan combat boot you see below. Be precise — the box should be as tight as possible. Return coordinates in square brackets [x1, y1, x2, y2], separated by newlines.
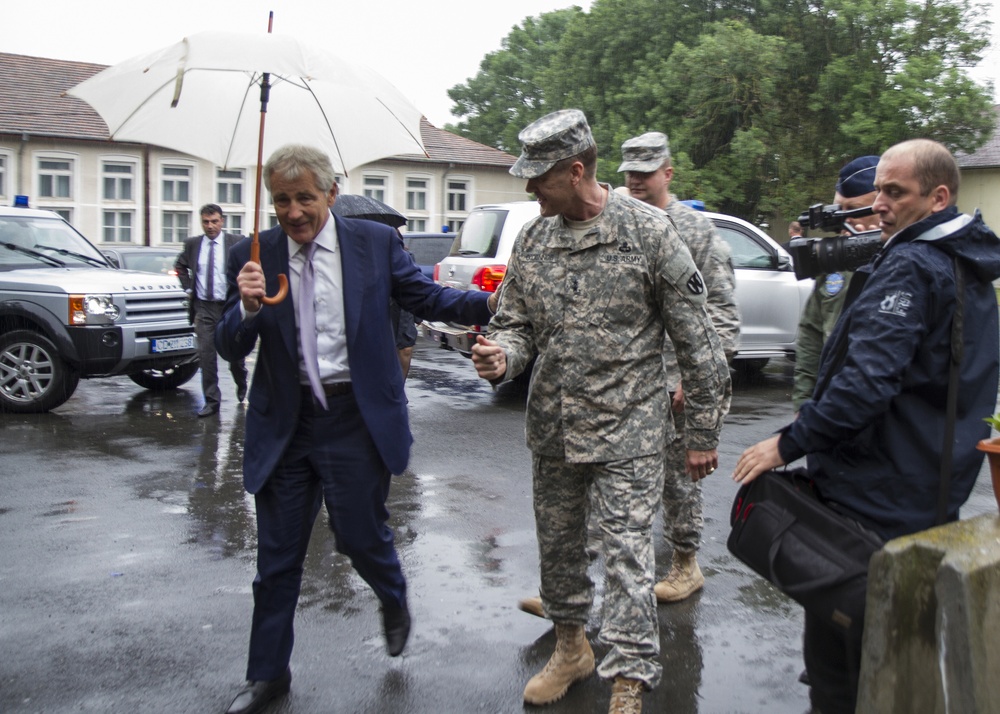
[609, 677, 644, 714]
[523, 623, 595, 705]
[653, 551, 705, 603]
[518, 596, 546, 619]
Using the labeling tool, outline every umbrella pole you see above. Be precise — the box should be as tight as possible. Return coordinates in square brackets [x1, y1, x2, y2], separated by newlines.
[251, 11, 288, 306]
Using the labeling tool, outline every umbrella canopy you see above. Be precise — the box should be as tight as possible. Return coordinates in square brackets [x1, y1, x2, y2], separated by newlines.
[332, 194, 406, 228]
[66, 31, 426, 175]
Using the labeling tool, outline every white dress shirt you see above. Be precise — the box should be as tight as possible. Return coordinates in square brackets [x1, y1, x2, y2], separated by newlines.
[197, 235, 228, 301]
[288, 212, 350, 385]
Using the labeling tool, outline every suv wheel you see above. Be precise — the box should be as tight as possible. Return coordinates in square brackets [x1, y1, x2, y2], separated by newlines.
[129, 362, 199, 391]
[735, 358, 769, 376]
[0, 330, 80, 413]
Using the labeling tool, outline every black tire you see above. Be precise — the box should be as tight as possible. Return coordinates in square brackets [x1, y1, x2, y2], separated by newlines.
[128, 361, 199, 391]
[0, 330, 79, 413]
[735, 358, 770, 375]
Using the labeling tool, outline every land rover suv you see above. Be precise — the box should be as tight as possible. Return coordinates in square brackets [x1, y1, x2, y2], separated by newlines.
[0, 207, 198, 413]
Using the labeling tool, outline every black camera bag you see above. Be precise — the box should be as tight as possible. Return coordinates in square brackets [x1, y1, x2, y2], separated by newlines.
[727, 468, 883, 637]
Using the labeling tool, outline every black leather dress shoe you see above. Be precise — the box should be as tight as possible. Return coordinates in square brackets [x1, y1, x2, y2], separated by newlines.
[382, 601, 411, 657]
[225, 667, 291, 714]
[197, 404, 219, 418]
[236, 384, 248, 403]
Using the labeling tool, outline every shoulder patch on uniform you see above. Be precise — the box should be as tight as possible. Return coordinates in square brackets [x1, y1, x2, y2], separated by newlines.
[686, 271, 705, 295]
[824, 272, 844, 296]
[878, 290, 913, 317]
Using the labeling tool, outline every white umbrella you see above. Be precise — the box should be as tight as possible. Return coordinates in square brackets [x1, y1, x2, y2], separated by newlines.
[68, 25, 428, 304]
[66, 29, 427, 175]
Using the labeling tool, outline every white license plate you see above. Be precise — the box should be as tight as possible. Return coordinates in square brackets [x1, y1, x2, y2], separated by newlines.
[151, 335, 195, 353]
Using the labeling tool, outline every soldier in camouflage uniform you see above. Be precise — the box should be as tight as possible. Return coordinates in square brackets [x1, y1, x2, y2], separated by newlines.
[472, 110, 730, 714]
[792, 156, 881, 410]
[620, 132, 739, 604]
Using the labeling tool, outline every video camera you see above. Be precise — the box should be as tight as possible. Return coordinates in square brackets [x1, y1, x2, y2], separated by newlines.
[787, 203, 882, 281]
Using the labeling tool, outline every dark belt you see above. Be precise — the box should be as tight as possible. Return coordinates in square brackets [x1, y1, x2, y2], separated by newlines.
[302, 382, 352, 397]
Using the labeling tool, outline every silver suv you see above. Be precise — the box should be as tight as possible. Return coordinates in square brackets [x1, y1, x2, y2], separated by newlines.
[424, 201, 813, 371]
[0, 207, 198, 412]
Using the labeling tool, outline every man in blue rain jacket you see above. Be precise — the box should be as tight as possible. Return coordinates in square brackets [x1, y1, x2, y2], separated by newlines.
[734, 138, 1000, 714]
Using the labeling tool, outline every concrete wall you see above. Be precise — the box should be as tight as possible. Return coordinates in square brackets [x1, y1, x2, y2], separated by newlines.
[857, 514, 1000, 714]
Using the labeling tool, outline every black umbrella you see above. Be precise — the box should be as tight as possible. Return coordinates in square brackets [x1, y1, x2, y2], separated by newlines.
[332, 194, 406, 229]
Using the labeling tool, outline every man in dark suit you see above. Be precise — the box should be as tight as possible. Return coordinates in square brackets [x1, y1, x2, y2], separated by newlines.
[175, 204, 248, 417]
[216, 144, 495, 714]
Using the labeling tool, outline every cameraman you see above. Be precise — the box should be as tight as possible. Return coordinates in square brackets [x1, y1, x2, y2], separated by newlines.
[734, 139, 1000, 713]
[792, 156, 881, 409]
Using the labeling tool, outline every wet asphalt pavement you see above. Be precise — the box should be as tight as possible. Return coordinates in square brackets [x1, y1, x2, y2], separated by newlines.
[2, 342, 997, 714]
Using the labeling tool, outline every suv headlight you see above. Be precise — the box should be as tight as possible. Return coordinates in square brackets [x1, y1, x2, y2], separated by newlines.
[69, 294, 121, 325]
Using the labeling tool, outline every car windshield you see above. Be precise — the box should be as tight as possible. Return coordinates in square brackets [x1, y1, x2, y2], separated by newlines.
[455, 210, 504, 257]
[0, 215, 110, 270]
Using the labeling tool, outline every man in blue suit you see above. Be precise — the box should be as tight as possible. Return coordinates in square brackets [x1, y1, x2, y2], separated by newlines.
[216, 144, 494, 714]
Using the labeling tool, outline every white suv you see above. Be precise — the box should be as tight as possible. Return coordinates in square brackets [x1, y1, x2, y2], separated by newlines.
[424, 201, 813, 371]
[424, 201, 539, 354]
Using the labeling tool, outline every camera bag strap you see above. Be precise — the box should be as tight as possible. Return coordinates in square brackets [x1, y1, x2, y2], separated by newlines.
[937, 257, 965, 524]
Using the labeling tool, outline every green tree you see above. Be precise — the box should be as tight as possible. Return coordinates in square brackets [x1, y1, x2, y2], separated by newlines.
[808, 0, 994, 154]
[612, 19, 819, 219]
[444, 8, 583, 153]
[447, 0, 995, 226]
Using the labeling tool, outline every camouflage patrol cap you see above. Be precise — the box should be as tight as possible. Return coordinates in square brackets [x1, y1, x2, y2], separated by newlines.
[617, 132, 670, 172]
[510, 109, 596, 179]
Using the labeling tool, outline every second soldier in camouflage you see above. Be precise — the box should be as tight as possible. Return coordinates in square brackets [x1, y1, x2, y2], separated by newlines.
[620, 131, 738, 603]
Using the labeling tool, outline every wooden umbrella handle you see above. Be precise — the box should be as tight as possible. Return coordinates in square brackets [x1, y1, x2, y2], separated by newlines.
[250, 233, 289, 305]
[248, 11, 287, 306]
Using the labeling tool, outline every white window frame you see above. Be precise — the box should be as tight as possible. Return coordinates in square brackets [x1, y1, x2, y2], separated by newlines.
[224, 214, 244, 234]
[362, 172, 390, 203]
[161, 163, 194, 204]
[446, 177, 471, 213]
[101, 159, 136, 202]
[103, 210, 135, 243]
[405, 175, 429, 212]
[445, 176, 472, 233]
[36, 154, 75, 201]
[161, 210, 192, 244]
[216, 168, 245, 207]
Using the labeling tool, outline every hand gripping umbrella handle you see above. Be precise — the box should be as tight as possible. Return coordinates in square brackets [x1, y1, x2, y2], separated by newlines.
[250, 234, 289, 306]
